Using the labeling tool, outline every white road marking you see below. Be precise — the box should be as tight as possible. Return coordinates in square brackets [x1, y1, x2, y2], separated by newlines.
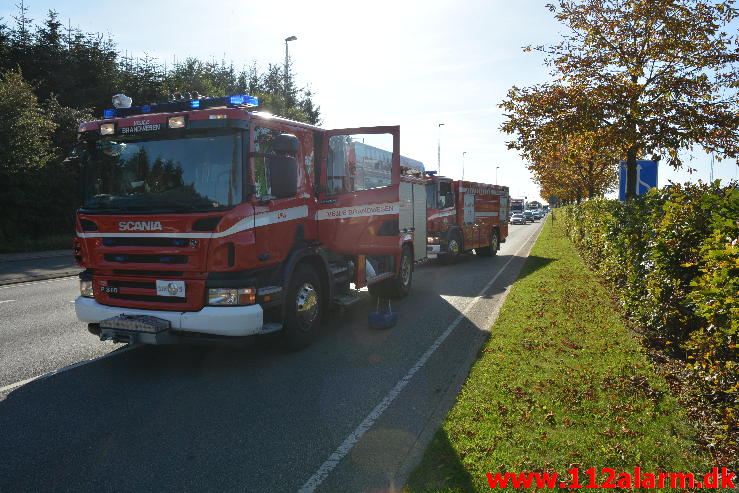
[0, 300, 15, 304]
[298, 223, 545, 493]
[0, 345, 137, 395]
[0, 276, 77, 290]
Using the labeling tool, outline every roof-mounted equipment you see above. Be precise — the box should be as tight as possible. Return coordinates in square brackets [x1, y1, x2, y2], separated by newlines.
[102, 93, 259, 119]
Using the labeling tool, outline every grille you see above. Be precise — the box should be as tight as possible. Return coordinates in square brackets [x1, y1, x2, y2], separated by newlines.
[102, 237, 193, 247]
[107, 280, 155, 289]
[110, 293, 187, 304]
[104, 254, 188, 264]
[113, 270, 184, 277]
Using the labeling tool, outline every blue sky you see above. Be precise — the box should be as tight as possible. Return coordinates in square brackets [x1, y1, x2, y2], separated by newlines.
[2, 0, 737, 202]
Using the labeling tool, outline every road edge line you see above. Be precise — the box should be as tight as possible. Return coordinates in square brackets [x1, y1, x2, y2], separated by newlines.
[393, 221, 546, 488]
[297, 223, 546, 493]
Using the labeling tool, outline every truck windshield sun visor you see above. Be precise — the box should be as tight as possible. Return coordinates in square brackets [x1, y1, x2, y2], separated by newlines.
[79, 129, 245, 214]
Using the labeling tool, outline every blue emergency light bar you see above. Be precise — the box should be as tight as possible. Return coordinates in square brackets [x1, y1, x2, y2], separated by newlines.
[102, 94, 259, 119]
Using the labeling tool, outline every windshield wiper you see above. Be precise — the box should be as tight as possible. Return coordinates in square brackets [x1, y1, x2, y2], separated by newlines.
[80, 205, 136, 213]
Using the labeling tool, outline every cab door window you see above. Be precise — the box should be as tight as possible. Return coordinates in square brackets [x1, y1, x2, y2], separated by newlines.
[438, 181, 453, 208]
[326, 133, 393, 194]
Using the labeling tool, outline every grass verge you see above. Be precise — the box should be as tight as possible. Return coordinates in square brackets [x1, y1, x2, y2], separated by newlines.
[0, 234, 72, 254]
[406, 216, 708, 492]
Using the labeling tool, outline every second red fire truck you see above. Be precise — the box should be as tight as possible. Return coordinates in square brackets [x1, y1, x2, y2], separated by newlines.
[425, 173, 509, 263]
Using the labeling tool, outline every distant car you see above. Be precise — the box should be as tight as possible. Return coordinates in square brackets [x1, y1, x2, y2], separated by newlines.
[523, 211, 534, 223]
[511, 213, 526, 225]
[532, 210, 543, 220]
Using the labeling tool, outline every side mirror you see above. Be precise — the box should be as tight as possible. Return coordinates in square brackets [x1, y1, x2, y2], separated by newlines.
[273, 133, 300, 154]
[267, 155, 297, 199]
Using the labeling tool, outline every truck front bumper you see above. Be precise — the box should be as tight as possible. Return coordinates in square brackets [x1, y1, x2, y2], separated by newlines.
[75, 297, 265, 342]
[426, 244, 444, 259]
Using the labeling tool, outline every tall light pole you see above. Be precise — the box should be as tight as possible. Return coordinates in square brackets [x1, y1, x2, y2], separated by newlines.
[495, 166, 500, 185]
[284, 35, 297, 101]
[462, 151, 467, 182]
[437, 123, 445, 174]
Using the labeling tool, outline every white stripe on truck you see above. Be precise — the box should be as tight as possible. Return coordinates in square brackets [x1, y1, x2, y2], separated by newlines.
[76, 205, 309, 239]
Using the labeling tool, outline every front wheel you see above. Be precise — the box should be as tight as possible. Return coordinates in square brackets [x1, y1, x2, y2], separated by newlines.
[478, 230, 499, 257]
[282, 265, 322, 350]
[440, 231, 462, 264]
[368, 245, 413, 299]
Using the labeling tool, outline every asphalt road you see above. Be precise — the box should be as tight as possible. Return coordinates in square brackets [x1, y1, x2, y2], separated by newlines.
[0, 220, 545, 493]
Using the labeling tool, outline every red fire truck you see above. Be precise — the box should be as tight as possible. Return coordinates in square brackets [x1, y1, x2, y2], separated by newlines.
[425, 174, 509, 263]
[73, 93, 424, 348]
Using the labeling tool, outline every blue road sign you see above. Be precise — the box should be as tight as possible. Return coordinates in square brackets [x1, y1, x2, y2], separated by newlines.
[619, 160, 658, 201]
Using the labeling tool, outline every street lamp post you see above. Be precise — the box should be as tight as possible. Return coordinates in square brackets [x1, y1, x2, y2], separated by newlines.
[462, 151, 467, 181]
[437, 123, 445, 174]
[284, 35, 297, 100]
[495, 166, 500, 185]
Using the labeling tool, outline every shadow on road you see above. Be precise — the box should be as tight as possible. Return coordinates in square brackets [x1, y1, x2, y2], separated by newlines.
[0, 239, 541, 492]
[405, 428, 478, 492]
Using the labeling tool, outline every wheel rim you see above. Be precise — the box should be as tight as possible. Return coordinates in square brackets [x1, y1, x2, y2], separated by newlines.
[448, 239, 460, 255]
[295, 282, 319, 329]
[400, 252, 411, 286]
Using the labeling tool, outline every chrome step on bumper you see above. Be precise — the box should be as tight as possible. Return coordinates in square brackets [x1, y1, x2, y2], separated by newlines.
[89, 321, 284, 345]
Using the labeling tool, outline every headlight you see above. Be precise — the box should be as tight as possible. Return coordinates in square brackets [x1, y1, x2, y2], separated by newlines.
[207, 287, 255, 306]
[168, 116, 186, 128]
[80, 280, 94, 298]
[427, 236, 440, 244]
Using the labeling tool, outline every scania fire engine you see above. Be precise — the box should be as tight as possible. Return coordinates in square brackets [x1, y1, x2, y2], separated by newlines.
[425, 173, 509, 263]
[73, 93, 425, 348]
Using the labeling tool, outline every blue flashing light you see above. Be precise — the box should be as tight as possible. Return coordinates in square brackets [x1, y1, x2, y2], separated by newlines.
[98, 93, 259, 120]
[425, 170, 438, 176]
[228, 94, 259, 107]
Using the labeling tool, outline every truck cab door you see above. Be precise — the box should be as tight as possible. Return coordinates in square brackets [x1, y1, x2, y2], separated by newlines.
[317, 126, 400, 256]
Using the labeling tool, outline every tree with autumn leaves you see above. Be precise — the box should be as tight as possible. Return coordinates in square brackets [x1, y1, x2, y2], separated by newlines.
[501, 0, 739, 201]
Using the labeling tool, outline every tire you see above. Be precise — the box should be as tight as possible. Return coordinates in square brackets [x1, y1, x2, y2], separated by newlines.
[368, 245, 413, 299]
[440, 231, 462, 264]
[478, 229, 499, 257]
[282, 265, 322, 350]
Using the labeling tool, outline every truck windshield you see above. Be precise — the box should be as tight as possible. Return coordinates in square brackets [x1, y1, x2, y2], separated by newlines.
[79, 129, 244, 213]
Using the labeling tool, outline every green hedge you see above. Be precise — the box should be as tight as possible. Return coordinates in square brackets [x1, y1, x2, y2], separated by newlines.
[561, 182, 738, 430]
